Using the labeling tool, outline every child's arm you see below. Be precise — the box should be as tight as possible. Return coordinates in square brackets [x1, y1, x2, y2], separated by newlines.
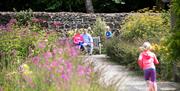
[138, 53, 143, 69]
[153, 54, 159, 65]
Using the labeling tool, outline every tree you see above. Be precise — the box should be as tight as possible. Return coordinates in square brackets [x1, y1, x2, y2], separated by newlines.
[85, 0, 94, 13]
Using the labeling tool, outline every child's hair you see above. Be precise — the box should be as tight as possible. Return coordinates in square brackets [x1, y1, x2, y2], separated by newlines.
[140, 42, 151, 51]
[106, 26, 110, 30]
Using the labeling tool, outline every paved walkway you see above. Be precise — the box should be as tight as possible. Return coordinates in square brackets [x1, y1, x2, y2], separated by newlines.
[83, 55, 180, 91]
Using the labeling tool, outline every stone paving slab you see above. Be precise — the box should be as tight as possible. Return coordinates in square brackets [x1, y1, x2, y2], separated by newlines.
[84, 55, 180, 91]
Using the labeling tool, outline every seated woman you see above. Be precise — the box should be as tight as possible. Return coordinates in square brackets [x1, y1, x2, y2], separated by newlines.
[72, 30, 84, 50]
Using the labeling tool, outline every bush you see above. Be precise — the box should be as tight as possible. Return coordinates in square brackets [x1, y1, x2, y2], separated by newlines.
[0, 18, 53, 70]
[105, 37, 139, 70]
[15, 9, 33, 26]
[121, 12, 170, 43]
[92, 17, 107, 42]
[105, 11, 171, 79]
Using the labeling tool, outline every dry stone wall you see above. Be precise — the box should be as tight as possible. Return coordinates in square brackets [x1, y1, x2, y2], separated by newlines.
[0, 12, 129, 31]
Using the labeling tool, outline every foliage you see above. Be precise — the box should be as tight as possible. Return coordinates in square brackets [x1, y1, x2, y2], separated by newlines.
[0, 21, 34, 70]
[105, 37, 139, 70]
[0, 15, 115, 91]
[92, 17, 107, 42]
[15, 9, 33, 26]
[112, 0, 124, 4]
[0, 33, 114, 91]
[164, 0, 180, 81]
[121, 12, 170, 43]
[106, 11, 172, 80]
[169, 0, 180, 62]
[0, 0, 157, 13]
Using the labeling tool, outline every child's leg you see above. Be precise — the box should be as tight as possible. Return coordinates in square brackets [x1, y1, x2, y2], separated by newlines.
[150, 69, 157, 91]
[147, 80, 153, 91]
[153, 82, 157, 91]
[144, 69, 152, 91]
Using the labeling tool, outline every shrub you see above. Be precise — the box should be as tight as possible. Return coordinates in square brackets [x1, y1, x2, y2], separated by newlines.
[0, 18, 53, 70]
[15, 9, 33, 26]
[105, 37, 139, 69]
[92, 17, 107, 41]
[105, 11, 171, 80]
[121, 12, 170, 43]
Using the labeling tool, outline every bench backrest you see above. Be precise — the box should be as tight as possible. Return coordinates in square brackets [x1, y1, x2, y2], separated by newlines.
[92, 36, 101, 49]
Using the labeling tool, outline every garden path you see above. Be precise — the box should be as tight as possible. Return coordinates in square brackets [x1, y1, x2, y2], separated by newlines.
[83, 54, 180, 91]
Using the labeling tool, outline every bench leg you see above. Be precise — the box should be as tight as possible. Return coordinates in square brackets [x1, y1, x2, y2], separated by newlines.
[99, 44, 101, 54]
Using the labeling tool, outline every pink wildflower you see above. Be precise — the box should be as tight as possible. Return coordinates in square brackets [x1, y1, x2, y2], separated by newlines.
[31, 18, 39, 23]
[57, 58, 63, 64]
[50, 60, 59, 67]
[61, 73, 69, 81]
[85, 67, 92, 75]
[77, 65, 85, 76]
[43, 51, 53, 60]
[0, 25, 6, 30]
[9, 19, 17, 24]
[38, 41, 46, 49]
[6, 23, 13, 31]
[57, 48, 63, 55]
[51, 21, 62, 27]
[38, 18, 47, 23]
[65, 61, 72, 74]
[32, 56, 40, 65]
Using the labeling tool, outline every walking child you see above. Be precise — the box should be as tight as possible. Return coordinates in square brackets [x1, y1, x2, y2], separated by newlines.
[138, 42, 159, 91]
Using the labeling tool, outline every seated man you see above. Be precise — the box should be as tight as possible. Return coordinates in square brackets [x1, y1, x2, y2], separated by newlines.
[82, 28, 93, 55]
[72, 30, 84, 50]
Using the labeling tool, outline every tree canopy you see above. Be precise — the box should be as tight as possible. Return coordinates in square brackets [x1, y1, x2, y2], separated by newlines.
[0, 0, 161, 13]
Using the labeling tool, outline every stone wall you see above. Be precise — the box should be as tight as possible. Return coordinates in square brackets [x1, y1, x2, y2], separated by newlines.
[0, 12, 129, 31]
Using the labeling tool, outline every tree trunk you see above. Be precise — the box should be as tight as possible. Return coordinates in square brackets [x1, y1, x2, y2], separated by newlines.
[85, 0, 94, 13]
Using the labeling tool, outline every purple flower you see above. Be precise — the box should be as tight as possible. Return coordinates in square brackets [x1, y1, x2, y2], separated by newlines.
[65, 61, 72, 74]
[38, 42, 46, 49]
[51, 21, 62, 27]
[32, 18, 39, 23]
[58, 66, 64, 72]
[43, 51, 53, 60]
[61, 73, 69, 81]
[38, 18, 47, 23]
[57, 48, 63, 55]
[77, 65, 85, 76]
[32, 56, 40, 65]
[69, 47, 78, 56]
[9, 19, 17, 24]
[52, 48, 57, 54]
[0, 25, 6, 30]
[50, 60, 59, 67]
[57, 58, 63, 64]
[6, 23, 13, 31]
[85, 67, 92, 75]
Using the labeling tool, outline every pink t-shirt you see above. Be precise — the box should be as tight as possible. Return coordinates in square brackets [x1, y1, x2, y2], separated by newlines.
[138, 50, 159, 70]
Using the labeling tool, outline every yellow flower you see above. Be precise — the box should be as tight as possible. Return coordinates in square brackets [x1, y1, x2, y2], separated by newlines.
[22, 64, 30, 70]
[24, 70, 32, 75]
